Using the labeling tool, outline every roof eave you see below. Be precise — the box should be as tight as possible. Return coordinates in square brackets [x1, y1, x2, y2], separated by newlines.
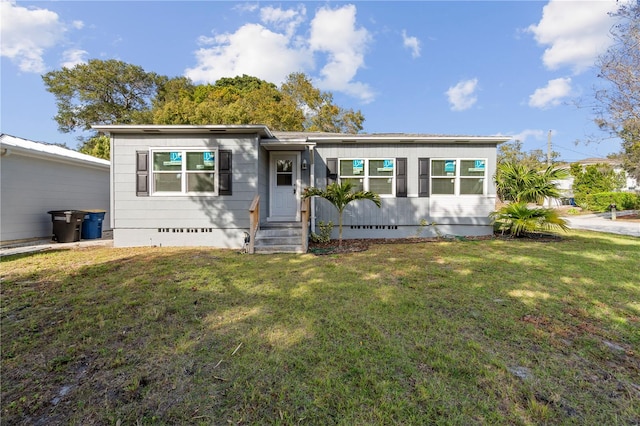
[92, 124, 275, 139]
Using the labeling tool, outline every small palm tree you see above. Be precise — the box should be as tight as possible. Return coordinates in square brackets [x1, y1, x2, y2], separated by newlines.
[303, 181, 381, 247]
[490, 202, 569, 237]
[492, 162, 570, 237]
[496, 162, 568, 204]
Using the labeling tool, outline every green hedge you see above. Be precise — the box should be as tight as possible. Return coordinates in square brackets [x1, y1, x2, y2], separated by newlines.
[584, 192, 640, 212]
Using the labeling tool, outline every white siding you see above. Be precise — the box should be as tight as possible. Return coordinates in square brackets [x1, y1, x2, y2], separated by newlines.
[1, 154, 110, 243]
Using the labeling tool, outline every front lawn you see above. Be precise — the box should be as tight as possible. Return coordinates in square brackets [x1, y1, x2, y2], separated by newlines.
[1, 231, 639, 425]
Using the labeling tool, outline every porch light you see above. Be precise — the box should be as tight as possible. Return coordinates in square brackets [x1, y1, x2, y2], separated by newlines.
[301, 159, 308, 170]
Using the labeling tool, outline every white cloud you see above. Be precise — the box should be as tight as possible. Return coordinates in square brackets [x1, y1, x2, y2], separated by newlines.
[402, 30, 421, 58]
[446, 78, 479, 111]
[510, 129, 547, 143]
[185, 23, 312, 85]
[60, 48, 88, 68]
[527, 0, 619, 73]
[72, 20, 84, 30]
[0, 0, 66, 73]
[260, 5, 306, 36]
[528, 77, 572, 109]
[308, 5, 374, 103]
[186, 4, 374, 103]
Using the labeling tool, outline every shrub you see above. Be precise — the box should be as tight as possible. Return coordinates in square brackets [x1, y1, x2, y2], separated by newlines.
[583, 192, 640, 212]
[310, 221, 334, 243]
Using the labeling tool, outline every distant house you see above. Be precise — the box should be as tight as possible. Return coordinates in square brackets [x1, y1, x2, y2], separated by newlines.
[94, 125, 509, 252]
[0, 134, 110, 244]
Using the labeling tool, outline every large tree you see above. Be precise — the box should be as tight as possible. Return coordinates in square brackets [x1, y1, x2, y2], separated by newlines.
[594, 3, 640, 181]
[152, 75, 305, 131]
[153, 73, 364, 133]
[42, 59, 165, 132]
[497, 140, 560, 171]
[281, 73, 364, 133]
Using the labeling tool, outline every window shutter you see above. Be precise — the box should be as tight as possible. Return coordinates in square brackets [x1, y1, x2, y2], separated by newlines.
[396, 158, 407, 197]
[218, 150, 232, 195]
[327, 158, 338, 185]
[418, 158, 430, 197]
[136, 151, 149, 196]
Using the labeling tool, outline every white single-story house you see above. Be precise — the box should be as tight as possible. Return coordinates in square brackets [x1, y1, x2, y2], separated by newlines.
[94, 125, 510, 253]
[0, 134, 111, 244]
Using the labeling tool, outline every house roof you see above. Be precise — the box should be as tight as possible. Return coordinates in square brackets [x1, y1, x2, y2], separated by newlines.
[0, 134, 110, 169]
[574, 157, 620, 166]
[93, 124, 275, 138]
[272, 131, 511, 144]
[92, 125, 511, 145]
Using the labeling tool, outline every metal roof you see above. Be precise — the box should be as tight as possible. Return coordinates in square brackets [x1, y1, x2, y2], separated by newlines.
[0, 134, 110, 169]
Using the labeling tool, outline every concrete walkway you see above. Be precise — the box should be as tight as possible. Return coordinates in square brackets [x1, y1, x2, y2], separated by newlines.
[0, 231, 113, 258]
[564, 210, 640, 237]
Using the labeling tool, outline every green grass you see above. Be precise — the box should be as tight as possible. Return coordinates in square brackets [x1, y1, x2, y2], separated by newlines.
[1, 231, 639, 425]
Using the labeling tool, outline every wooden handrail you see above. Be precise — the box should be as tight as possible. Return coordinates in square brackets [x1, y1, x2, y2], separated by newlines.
[300, 197, 310, 253]
[248, 195, 260, 254]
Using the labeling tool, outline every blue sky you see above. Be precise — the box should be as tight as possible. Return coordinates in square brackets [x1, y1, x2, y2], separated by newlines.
[0, 0, 626, 161]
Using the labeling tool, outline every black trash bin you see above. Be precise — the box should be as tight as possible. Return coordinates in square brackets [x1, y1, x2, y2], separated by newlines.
[47, 210, 87, 243]
[81, 210, 106, 239]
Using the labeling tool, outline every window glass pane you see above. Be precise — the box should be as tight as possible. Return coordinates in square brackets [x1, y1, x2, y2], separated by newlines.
[370, 178, 393, 194]
[277, 174, 293, 186]
[187, 152, 215, 171]
[342, 178, 364, 192]
[340, 159, 364, 176]
[369, 159, 394, 177]
[461, 160, 485, 177]
[154, 152, 182, 171]
[154, 173, 182, 192]
[277, 159, 292, 173]
[187, 173, 215, 192]
[460, 178, 484, 194]
[432, 160, 456, 176]
[432, 178, 455, 194]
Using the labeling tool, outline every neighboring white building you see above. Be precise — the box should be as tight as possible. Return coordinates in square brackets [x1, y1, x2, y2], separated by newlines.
[0, 134, 111, 244]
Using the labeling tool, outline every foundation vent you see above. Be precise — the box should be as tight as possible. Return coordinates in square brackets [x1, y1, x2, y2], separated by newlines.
[158, 228, 214, 233]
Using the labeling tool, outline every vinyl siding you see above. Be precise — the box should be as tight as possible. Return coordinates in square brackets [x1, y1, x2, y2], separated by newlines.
[1, 154, 110, 242]
[311, 142, 498, 237]
[111, 133, 260, 247]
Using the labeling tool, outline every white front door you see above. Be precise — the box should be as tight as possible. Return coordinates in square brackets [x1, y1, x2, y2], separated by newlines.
[269, 153, 300, 221]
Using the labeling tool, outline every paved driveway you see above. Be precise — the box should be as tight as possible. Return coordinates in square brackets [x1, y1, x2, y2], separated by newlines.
[565, 211, 640, 237]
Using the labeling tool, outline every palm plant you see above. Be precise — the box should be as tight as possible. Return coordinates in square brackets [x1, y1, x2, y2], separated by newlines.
[490, 202, 569, 237]
[495, 162, 569, 204]
[303, 181, 381, 247]
[492, 162, 570, 236]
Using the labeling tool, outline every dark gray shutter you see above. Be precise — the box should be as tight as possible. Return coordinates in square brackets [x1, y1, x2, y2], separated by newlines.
[327, 158, 338, 185]
[396, 158, 407, 197]
[418, 158, 430, 197]
[136, 151, 149, 196]
[218, 150, 232, 195]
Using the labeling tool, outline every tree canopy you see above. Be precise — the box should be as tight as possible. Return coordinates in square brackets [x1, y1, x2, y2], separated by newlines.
[43, 61, 366, 160]
[42, 59, 165, 133]
[594, 3, 640, 181]
[497, 140, 560, 171]
[570, 163, 626, 207]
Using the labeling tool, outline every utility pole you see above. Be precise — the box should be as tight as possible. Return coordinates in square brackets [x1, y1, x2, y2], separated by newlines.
[547, 130, 552, 208]
[547, 130, 552, 166]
